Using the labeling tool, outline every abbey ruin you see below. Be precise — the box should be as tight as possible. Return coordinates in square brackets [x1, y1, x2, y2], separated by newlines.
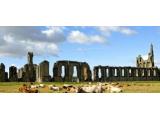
[0, 44, 160, 82]
[94, 44, 160, 81]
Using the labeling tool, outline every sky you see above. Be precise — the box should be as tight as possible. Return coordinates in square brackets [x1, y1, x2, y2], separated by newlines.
[0, 26, 160, 76]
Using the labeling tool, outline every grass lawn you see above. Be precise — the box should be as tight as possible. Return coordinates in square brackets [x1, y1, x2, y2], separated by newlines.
[0, 81, 160, 93]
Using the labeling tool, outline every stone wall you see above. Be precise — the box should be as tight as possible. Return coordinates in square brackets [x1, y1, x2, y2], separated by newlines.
[36, 60, 50, 82]
[94, 66, 160, 82]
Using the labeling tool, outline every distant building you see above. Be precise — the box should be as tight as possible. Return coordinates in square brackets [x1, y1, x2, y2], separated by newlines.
[36, 60, 50, 82]
[136, 44, 155, 68]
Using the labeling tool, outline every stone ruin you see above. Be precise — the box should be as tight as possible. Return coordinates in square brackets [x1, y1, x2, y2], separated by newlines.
[9, 66, 18, 82]
[36, 60, 51, 82]
[136, 44, 154, 68]
[53, 60, 91, 82]
[0, 43, 160, 82]
[94, 44, 160, 82]
[94, 66, 160, 82]
[0, 63, 8, 82]
[17, 52, 37, 82]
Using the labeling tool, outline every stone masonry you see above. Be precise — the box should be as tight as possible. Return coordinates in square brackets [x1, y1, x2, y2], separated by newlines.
[36, 60, 50, 82]
[53, 60, 91, 82]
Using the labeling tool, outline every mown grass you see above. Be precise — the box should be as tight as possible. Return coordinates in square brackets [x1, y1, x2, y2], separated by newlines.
[0, 81, 160, 93]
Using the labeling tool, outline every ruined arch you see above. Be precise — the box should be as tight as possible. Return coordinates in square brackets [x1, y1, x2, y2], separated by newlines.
[53, 61, 91, 82]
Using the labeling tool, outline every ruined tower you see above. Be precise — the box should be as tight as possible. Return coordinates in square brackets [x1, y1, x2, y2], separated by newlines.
[136, 43, 155, 68]
[149, 43, 154, 67]
[28, 52, 33, 64]
[17, 52, 37, 82]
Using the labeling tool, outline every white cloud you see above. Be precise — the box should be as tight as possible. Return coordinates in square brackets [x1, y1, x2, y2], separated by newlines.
[97, 26, 137, 36]
[68, 30, 106, 44]
[67, 26, 137, 45]
[0, 26, 64, 57]
[0, 26, 137, 57]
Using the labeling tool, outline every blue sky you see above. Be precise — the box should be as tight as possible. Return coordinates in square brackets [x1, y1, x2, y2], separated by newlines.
[0, 26, 160, 75]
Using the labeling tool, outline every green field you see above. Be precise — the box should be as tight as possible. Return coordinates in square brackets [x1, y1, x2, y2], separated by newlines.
[0, 81, 160, 93]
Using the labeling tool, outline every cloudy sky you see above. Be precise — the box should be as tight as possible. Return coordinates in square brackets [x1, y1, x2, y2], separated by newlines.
[0, 26, 160, 75]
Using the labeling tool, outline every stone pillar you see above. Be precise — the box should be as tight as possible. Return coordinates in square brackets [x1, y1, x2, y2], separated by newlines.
[144, 68, 147, 77]
[155, 68, 160, 77]
[77, 65, 81, 82]
[131, 68, 135, 77]
[101, 67, 106, 82]
[117, 67, 121, 77]
[109, 67, 113, 77]
[5, 72, 8, 82]
[0, 63, 5, 82]
[138, 68, 141, 77]
[150, 68, 153, 77]
[124, 67, 128, 77]
[9, 66, 18, 82]
[93, 67, 98, 81]
[36, 60, 50, 82]
[65, 63, 69, 82]
[81, 63, 91, 81]
[147, 69, 150, 77]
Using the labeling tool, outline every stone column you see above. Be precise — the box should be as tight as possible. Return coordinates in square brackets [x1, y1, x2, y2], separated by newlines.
[147, 69, 150, 77]
[77, 65, 81, 81]
[138, 68, 141, 77]
[68, 64, 72, 82]
[112, 67, 115, 77]
[9, 66, 18, 82]
[93, 67, 98, 81]
[124, 67, 128, 77]
[131, 68, 135, 77]
[101, 67, 106, 82]
[144, 68, 147, 77]
[87, 67, 92, 81]
[0, 63, 5, 82]
[150, 68, 153, 77]
[119, 67, 122, 77]
[116, 67, 120, 77]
